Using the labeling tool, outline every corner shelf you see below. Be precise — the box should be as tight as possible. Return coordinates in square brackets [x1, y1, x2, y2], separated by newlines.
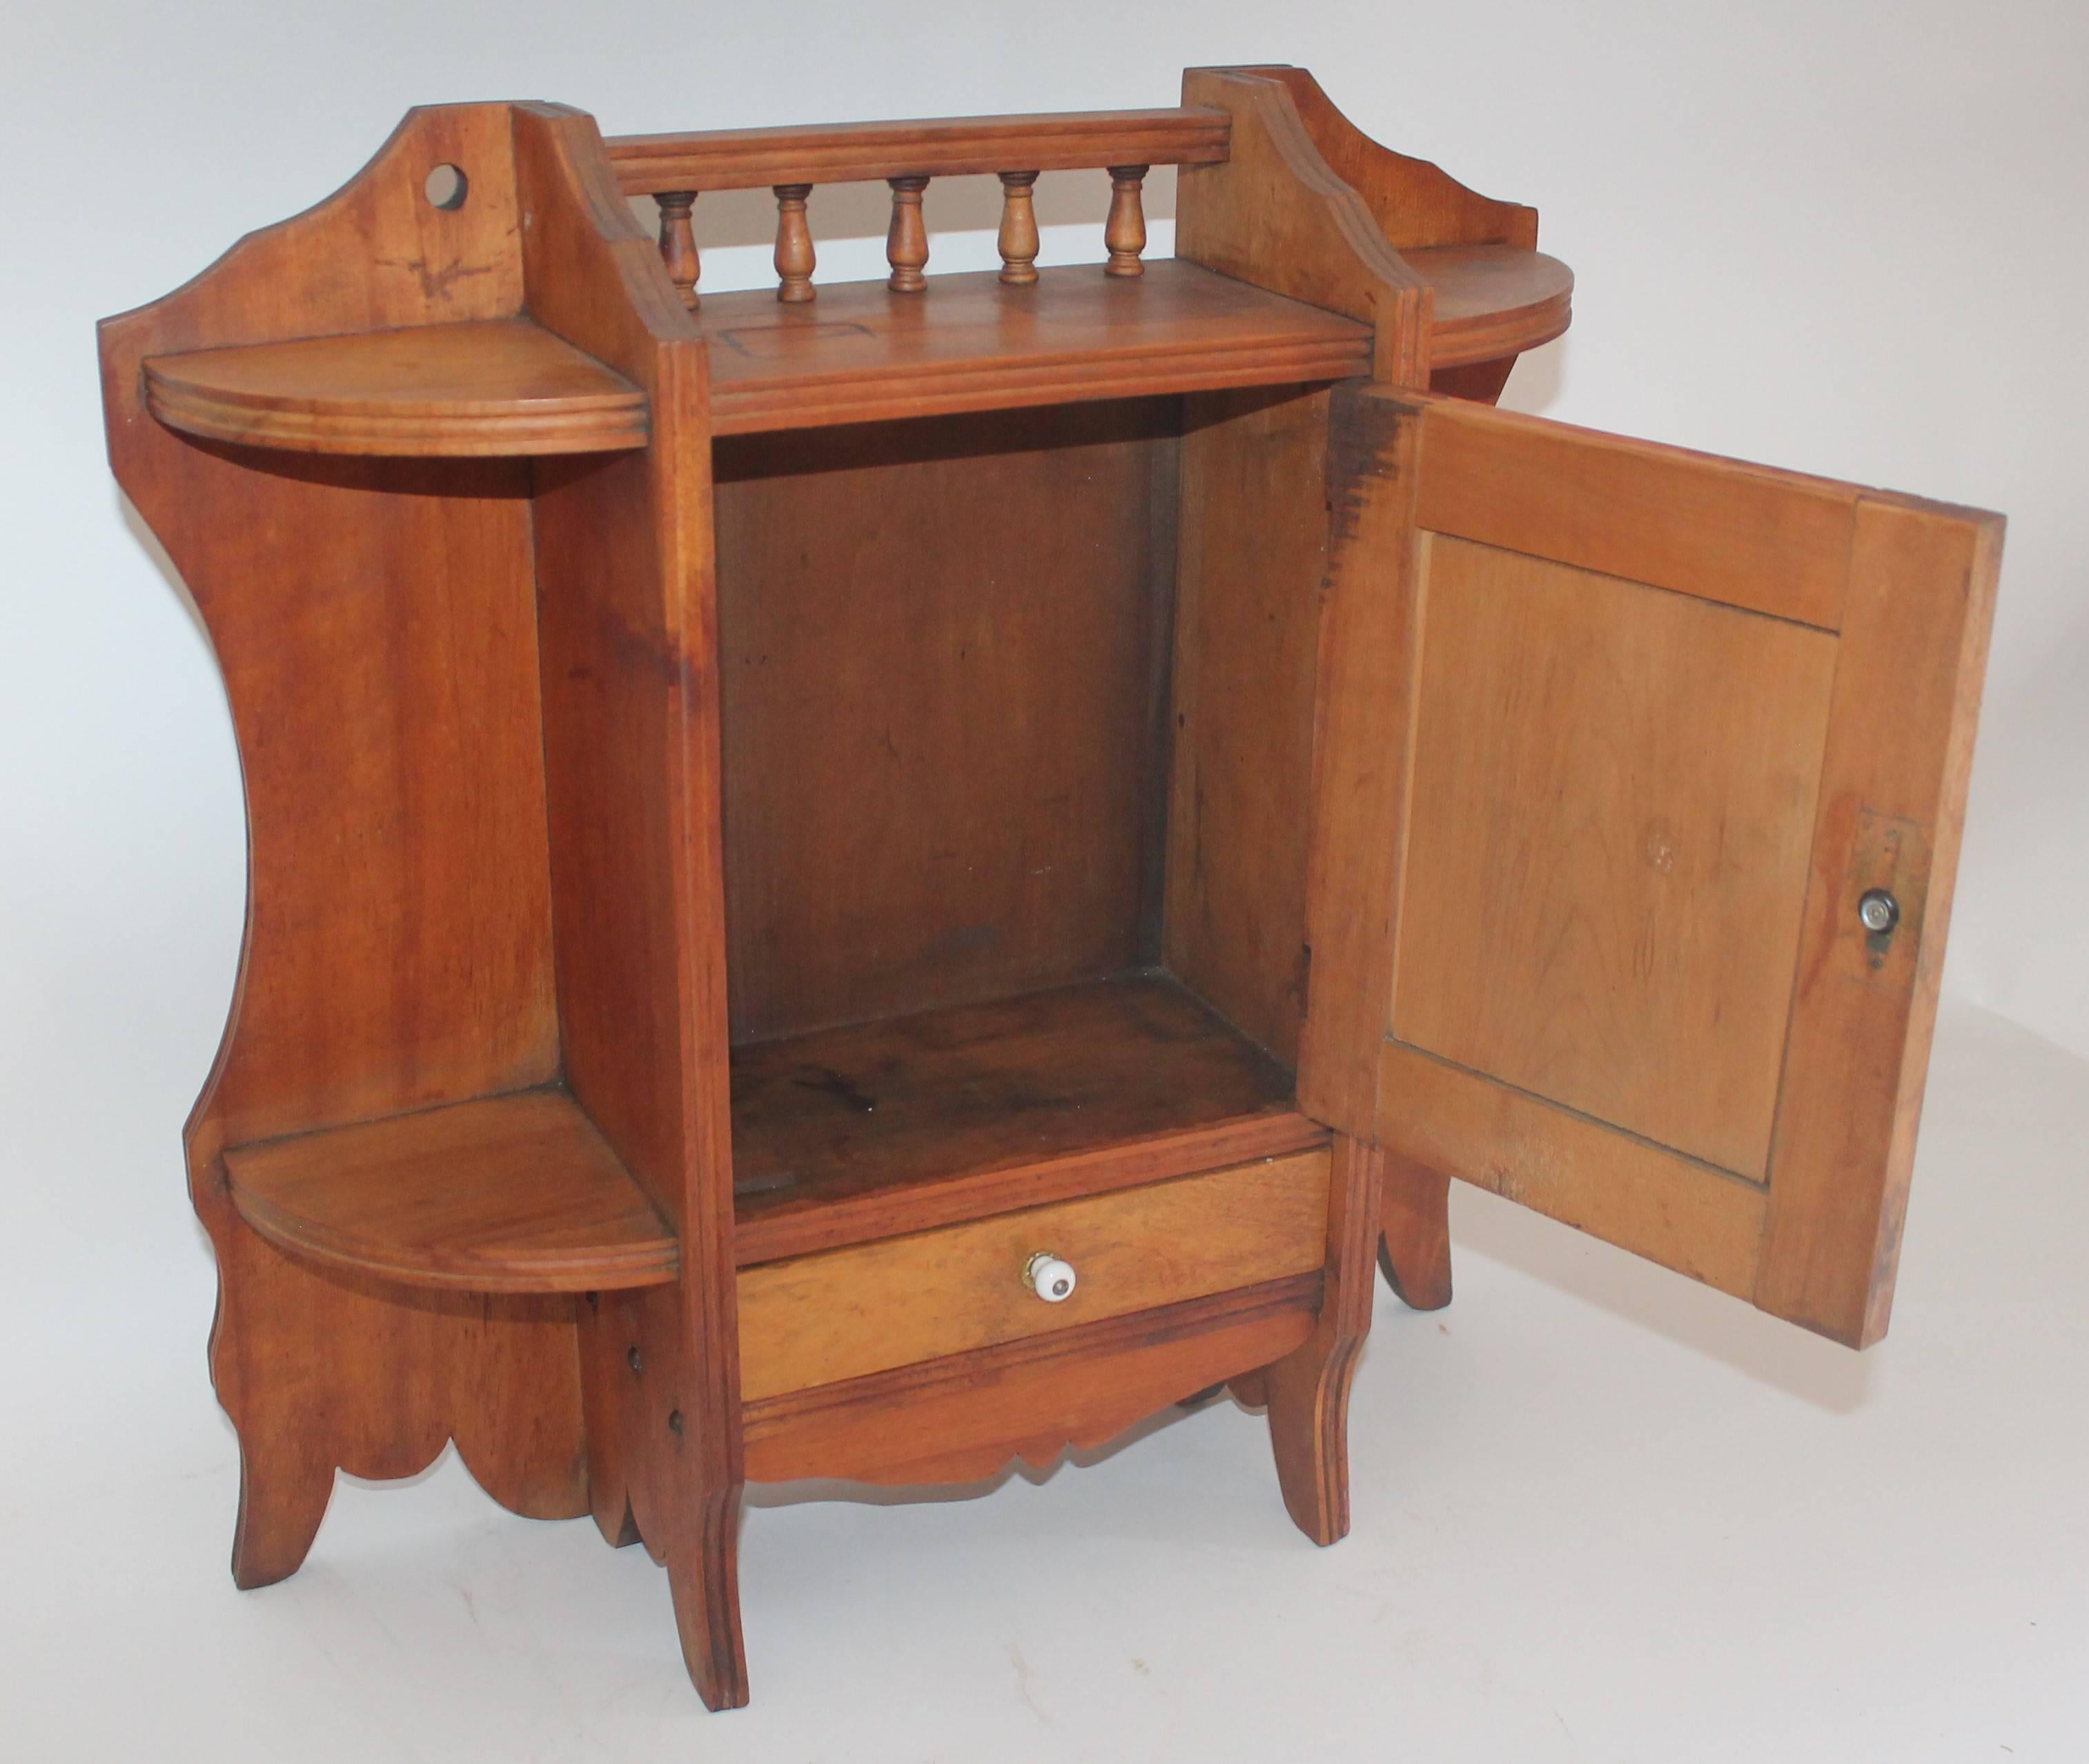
[143, 317, 650, 457]
[139, 251, 1567, 458]
[1404, 244, 1573, 367]
[222, 979, 1321, 1295]
[224, 1088, 678, 1293]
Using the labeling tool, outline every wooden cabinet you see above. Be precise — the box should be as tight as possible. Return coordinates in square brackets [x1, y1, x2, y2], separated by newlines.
[99, 68, 2001, 1711]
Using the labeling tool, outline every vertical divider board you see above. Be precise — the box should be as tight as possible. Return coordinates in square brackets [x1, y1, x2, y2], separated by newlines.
[1167, 73, 1438, 1507]
[96, 104, 589, 1581]
[1166, 68, 1432, 1074]
[511, 106, 748, 1707]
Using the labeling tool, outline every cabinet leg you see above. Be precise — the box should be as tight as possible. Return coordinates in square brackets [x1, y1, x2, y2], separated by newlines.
[666, 1489, 749, 1712]
[1378, 1155, 1453, 1311]
[230, 1442, 334, 1589]
[1264, 1137, 1378, 1546]
[582, 1285, 749, 1708]
[199, 1204, 588, 1592]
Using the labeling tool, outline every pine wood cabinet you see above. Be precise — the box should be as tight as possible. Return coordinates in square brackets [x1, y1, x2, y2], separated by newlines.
[99, 67, 2001, 1709]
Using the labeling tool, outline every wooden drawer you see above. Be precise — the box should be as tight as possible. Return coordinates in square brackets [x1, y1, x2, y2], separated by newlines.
[737, 1148, 1331, 1402]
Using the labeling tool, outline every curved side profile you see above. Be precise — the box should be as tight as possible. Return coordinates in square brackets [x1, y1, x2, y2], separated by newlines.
[99, 99, 750, 1707]
[101, 103, 590, 1585]
[1229, 64, 1571, 401]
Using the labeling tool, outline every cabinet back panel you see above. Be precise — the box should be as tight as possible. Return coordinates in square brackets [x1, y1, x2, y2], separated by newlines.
[714, 404, 1178, 1043]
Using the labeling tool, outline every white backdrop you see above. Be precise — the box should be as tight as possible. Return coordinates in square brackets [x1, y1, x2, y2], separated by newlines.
[2, 3, 2084, 1753]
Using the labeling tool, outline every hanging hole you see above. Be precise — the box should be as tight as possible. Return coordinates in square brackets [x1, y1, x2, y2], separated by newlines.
[424, 164, 469, 210]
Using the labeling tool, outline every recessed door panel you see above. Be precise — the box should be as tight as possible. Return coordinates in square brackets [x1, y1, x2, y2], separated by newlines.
[1295, 388, 2001, 1348]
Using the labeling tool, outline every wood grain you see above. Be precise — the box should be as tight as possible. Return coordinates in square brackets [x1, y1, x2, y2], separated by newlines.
[1402, 244, 1572, 368]
[580, 1284, 746, 1707]
[514, 102, 749, 1709]
[121, 448, 556, 1152]
[1360, 392, 2000, 1346]
[1295, 386, 1425, 1141]
[607, 107, 1232, 193]
[99, 106, 582, 1618]
[996, 171, 1041, 284]
[1166, 386, 1331, 1066]
[224, 1089, 676, 1293]
[696, 262, 1368, 434]
[743, 1276, 1319, 1485]
[205, 1202, 589, 1588]
[1263, 1136, 1377, 1544]
[1392, 534, 1838, 1179]
[102, 72, 1993, 1718]
[712, 402, 1176, 1043]
[143, 318, 647, 456]
[1417, 397, 1859, 629]
[1377, 1040, 1769, 1298]
[1428, 355, 1520, 404]
[738, 1150, 1329, 1400]
[730, 975, 1315, 1264]
[1754, 494, 2003, 1344]
[771, 184, 815, 303]
[1217, 69, 1566, 380]
[1177, 70, 1429, 388]
[1233, 67, 1540, 251]
[1377, 1154, 1452, 1311]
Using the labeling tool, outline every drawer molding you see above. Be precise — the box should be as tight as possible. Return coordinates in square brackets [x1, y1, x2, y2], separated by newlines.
[743, 1271, 1323, 1484]
[738, 1150, 1332, 1402]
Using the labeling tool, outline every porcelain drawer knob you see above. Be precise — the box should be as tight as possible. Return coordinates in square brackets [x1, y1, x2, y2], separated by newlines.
[1023, 1251, 1078, 1303]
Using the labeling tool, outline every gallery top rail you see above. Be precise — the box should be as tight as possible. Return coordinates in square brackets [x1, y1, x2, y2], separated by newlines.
[603, 106, 1232, 195]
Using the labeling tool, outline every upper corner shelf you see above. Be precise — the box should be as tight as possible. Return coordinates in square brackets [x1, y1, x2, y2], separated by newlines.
[1404, 244, 1573, 368]
[137, 251, 1569, 456]
[142, 317, 649, 458]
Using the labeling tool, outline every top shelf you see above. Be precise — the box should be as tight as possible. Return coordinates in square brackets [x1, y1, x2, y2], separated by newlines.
[141, 249, 1568, 456]
[698, 249, 1569, 435]
[698, 260, 1369, 435]
[143, 317, 649, 458]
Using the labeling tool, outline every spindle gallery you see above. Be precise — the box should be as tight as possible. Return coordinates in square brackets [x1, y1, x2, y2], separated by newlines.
[99, 66, 2001, 1710]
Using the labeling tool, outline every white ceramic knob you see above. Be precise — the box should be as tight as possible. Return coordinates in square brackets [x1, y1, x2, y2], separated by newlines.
[1024, 1251, 1077, 1304]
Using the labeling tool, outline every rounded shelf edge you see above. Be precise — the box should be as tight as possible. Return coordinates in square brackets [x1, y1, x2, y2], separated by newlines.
[1406, 244, 1574, 369]
[218, 1087, 682, 1296]
[142, 317, 651, 459]
[228, 1175, 682, 1295]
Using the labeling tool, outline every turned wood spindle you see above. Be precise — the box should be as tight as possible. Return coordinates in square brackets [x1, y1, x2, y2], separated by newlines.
[997, 171, 1040, 286]
[886, 175, 930, 293]
[773, 184, 816, 303]
[1104, 165, 1149, 277]
[654, 190, 700, 309]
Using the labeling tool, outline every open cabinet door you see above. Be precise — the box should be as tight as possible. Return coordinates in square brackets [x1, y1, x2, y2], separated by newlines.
[1298, 388, 2001, 1348]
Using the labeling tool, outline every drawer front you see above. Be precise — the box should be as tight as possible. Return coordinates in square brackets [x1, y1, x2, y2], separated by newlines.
[737, 1148, 1331, 1402]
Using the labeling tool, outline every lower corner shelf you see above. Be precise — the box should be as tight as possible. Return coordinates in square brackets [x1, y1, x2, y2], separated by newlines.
[224, 1087, 678, 1293]
[224, 975, 1326, 1298]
